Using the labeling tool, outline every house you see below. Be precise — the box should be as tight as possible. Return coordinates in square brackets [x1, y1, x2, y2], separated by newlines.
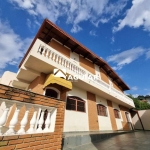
[138, 95, 150, 104]
[0, 19, 135, 135]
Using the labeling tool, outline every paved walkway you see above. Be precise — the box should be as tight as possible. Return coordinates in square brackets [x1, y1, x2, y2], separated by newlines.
[77, 131, 150, 150]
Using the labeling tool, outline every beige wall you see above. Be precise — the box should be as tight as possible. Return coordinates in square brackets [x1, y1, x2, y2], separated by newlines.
[0, 71, 16, 86]
[133, 110, 150, 130]
[132, 113, 143, 129]
[96, 96, 112, 130]
[112, 102, 123, 130]
[64, 86, 89, 131]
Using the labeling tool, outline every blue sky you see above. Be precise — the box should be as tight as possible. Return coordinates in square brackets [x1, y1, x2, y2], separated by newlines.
[0, 0, 150, 97]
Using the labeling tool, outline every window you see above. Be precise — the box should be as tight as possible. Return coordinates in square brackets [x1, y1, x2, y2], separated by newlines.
[125, 112, 130, 122]
[97, 104, 107, 116]
[66, 96, 85, 112]
[45, 88, 60, 99]
[114, 109, 120, 119]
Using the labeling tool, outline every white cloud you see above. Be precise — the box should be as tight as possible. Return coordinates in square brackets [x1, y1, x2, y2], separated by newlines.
[131, 86, 138, 91]
[111, 36, 115, 44]
[114, 0, 150, 32]
[8, 0, 128, 32]
[89, 30, 97, 36]
[27, 18, 31, 29]
[146, 50, 150, 59]
[132, 94, 139, 98]
[0, 20, 32, 73]
[107, 47, 145, 70]
[71, 24, 82, 33]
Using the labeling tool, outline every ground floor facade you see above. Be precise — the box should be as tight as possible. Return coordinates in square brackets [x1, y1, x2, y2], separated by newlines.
[26, 72, 133, 132]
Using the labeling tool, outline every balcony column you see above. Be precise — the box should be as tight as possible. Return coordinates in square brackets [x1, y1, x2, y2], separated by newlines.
[55, 54, 59, 63]
[40, 46, 45, 55]
[46, 49, 50, 57]
[62, 58, 64, 66]
[5, 109, 20, 135]
[36, 110, 45, 132]
[53, 53, 56, 61]
[0, 108, 9, 135]
[44, 111, 51, 132]
[26, 111, 37, 133]
[64, 59, 66, 67]
[59, 56, 62, 64]
[17, 110, 29, 134]
[49, 51, 53, 60]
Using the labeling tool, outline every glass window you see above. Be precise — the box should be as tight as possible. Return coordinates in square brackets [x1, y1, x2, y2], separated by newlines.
[97, 104, 107, 116]
[45, 89, 58, 98]
[66, 96, 85, 112]
[114, 109, 120, 118]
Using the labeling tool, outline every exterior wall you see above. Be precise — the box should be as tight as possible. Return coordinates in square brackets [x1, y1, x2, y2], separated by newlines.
[87, 92, 99, 131]
[136, 110, 150, 130]
[70, 52, 79, 65]
[99, 68, 109, 84]
[44, 83, 67, 101]
[0, 84, 65, 150]
[132, 113, 143, 130]
[96, 96, 112, 130]
[112, 102, 123, 130]
[0, 71, 16, 86]
[119, 105, 131, 130]
[79, 56, 95, 74]
[112, 81, 123, 93]
[49, 39, 70, 58]
[95, 65, 101, 79]
[28, 73, 47, 94]
[64, 86, 89, 132]
[107, 100, 117, 130]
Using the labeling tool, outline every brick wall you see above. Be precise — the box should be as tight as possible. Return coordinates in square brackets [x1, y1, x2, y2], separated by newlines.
[28, 73, 47, 95]
[79, 56, 95, 75]
[99, 68, 109, 84]
[87, 92, 99, 131]
[107, 100, 117, 130]
[112, 82, 123, 93]
[49, 39, 70, 58]
[0, 84, 65, 150]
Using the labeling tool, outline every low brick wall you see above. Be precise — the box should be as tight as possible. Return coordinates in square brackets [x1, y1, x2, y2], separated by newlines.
[0, 84, 65, 150]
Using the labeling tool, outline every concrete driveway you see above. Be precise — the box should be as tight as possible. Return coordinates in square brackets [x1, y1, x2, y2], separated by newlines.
[76, 131, 150, 150]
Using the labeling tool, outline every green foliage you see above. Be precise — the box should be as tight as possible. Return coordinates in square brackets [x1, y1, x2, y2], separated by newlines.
[127, 94, 150, 110]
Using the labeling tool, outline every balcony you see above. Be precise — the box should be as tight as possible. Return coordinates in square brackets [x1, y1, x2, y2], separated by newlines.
[13, 39, 134, 108]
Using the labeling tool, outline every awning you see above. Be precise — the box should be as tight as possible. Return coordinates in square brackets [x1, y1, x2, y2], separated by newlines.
[43, 74, 72, 90]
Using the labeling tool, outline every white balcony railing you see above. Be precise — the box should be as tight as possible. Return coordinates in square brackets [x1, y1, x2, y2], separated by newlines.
[37, 45, 86, 76]
[34, 40, 134, 107]
[0, 99, 56, 136]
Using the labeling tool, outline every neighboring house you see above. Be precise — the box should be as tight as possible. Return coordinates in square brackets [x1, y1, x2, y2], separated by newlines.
[0, 19, 135, 132]
[0, 71, 16, 86]
[145, 95, 150, 104]
[138, 95, 150, 104]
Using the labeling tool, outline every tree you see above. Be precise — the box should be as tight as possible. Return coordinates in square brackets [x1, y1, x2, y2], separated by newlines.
[127, 95, 150, 110]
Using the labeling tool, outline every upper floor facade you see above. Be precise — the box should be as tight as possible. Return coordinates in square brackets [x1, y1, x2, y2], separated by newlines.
[1, 19, 134, 108]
